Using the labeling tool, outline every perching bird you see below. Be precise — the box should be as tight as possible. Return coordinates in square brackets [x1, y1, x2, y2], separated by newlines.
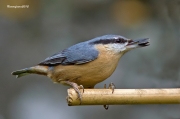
[12, 35, 150, 102]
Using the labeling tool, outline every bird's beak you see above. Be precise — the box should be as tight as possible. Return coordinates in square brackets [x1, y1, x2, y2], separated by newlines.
[126, 38, 150, 49]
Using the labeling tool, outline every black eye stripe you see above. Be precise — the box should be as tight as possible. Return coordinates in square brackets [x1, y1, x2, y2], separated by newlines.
[91, 38, 127, 45]
[116, 38, 127, 43]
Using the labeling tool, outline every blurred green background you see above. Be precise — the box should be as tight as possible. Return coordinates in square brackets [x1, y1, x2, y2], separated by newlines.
[0, 0, 180, 119]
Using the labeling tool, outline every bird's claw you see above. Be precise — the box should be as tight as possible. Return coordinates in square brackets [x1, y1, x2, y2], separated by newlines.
[79, 85, 84, 93]
[76, 85, 84, 104]
[104, 82, 116, 93]
[109, 82, 116, 94]
[103, 105, 109, 110]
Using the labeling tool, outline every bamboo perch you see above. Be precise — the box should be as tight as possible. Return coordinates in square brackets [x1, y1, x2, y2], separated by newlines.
[67, 88, 180, 106]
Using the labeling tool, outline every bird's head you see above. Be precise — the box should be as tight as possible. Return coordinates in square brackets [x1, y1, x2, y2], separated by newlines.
[90, 35, 150, 54]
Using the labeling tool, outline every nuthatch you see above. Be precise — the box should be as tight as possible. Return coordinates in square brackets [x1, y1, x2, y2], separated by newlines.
[12, 35, 150, 102]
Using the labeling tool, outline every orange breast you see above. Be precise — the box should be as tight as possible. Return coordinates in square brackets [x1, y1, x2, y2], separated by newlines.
[48, 44, 123, 88]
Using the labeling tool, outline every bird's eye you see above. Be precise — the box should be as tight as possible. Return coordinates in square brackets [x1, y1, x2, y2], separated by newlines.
[116, 38, 126, 43]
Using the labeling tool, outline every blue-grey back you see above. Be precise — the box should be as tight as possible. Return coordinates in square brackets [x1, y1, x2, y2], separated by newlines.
[39, 35, 125, 66]
[39, 39, 98, 65]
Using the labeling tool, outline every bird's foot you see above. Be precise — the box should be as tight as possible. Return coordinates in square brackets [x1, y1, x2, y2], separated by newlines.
[103, 82, 116, 110]
[104, 82, 116, 93]
[62, 81, 84, 104]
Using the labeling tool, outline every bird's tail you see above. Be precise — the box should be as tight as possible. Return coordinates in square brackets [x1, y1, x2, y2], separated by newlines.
[11, 65, 48, 78]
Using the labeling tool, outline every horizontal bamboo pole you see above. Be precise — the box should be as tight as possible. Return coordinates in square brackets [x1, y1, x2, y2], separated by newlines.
[67, 88, 180, 106]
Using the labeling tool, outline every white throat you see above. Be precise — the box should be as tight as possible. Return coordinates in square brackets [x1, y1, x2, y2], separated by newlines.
[103, 43, 128, 54]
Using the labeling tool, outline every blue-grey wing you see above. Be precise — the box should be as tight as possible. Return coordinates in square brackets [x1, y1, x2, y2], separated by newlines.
[39, 43, 99, 66]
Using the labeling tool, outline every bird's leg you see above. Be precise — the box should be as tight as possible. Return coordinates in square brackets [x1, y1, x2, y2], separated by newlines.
[103, 82, 116, 110]
[62, 81, 84, 104]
